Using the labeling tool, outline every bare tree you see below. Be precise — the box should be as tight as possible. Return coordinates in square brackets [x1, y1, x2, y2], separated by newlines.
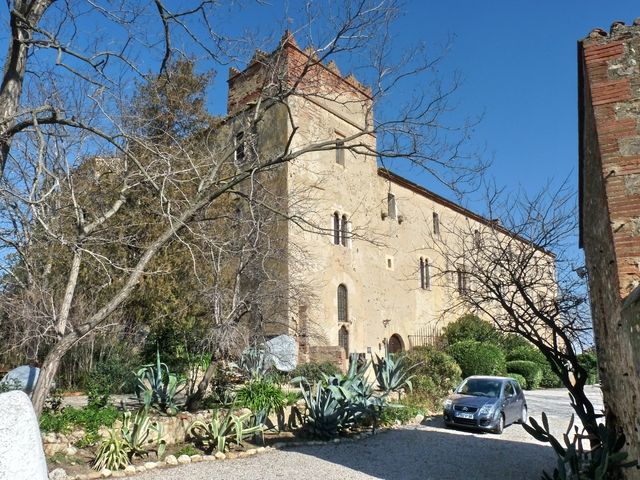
[431, 181, 598, 437]
[0, 0, 484, 415]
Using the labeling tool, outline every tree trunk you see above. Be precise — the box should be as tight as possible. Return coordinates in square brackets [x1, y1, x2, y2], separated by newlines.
[0, 0, 52, 175]
[31, 333, 78, 416]
[185, 359, 219, 412]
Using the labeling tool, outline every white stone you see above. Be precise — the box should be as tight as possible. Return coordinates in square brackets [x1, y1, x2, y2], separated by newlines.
[0, 391, 48, 479]
[65, 446, 78, 456]
[177, 454, 191, 464]
[190, 455, 203, 462]
[143, 462, 157, 470]
[165, 455, 178, 466]
[134, 466, 146, 473]
[49, 468, 68, 480]
[214, 451, 226, 460]
[123, 466, 136, 474]
[99, 468, 112, 478]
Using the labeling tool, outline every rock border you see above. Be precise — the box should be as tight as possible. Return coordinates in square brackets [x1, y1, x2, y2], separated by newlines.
[48, 414, 426, 479]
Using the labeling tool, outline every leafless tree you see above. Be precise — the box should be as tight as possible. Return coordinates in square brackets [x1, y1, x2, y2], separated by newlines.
[431, 180, 598, 436]
[0, 0, 484, 415]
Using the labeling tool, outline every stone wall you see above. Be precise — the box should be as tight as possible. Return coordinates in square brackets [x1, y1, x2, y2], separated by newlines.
[579, 19, 640, 479]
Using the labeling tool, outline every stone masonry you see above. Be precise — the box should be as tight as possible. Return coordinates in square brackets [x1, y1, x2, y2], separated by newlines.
[579, 19, 640, 478]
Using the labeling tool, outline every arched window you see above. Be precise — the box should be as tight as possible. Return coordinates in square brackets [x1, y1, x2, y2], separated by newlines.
[337, 284, 348, 322]
[338, 325, 349, 353]
[341, 214, 348, 246]
[333, 212, 340, 245]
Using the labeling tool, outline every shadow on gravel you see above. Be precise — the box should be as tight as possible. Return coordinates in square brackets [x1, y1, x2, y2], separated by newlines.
[290, 424, 555, 480]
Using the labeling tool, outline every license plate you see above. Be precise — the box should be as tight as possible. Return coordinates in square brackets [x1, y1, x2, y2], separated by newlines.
[455, 412, 474, 419]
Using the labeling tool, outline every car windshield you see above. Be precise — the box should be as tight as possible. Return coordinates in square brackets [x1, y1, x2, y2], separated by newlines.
[456, 378, 502, 398]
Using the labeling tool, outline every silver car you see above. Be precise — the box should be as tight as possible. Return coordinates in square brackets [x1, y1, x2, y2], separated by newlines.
[443, 376, 527, 434]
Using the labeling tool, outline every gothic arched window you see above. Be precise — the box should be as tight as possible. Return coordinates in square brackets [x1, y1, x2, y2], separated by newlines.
[337, 284, 348, 322]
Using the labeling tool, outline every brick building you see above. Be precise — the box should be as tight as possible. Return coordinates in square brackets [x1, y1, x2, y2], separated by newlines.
[579, 19, 640, 477]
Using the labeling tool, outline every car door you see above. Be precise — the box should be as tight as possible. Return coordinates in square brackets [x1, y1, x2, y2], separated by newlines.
[503, 381, 517, 424]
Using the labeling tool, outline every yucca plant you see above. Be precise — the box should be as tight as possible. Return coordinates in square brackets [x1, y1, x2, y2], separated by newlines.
[135, 350, 186, 414]
[93, 408, 166, 471]
[372, 353, 417, 397]
[189, 408, 264, 453]
[93, 427, 130, 471]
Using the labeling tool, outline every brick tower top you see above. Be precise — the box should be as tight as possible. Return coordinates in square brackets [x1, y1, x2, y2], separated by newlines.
[226, 30, 372, 117]
[579, 18, 640, 296]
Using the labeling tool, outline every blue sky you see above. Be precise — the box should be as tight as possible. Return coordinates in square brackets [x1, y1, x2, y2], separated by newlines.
[204, 1, 638, 209]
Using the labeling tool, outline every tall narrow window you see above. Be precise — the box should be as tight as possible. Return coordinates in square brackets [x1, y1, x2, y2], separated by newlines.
[333, 212, 340, 245]
[336, 135, 345, 166]
[338, 326, 349, 353]
[388, 193, 397, 220]
[341, 214, 348, 246]
[474, 229, 482, 249]
[433, 212, 440, 235]
[337, 284, 348, 322]
[420, 258, 431, 290]
[234, 131, 245, 164]
[457, 269, 468, 294]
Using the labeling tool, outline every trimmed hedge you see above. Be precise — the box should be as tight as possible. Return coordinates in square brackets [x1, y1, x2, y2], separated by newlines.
[507, 360, 542, 390]
[508, 373, 527, 390]
[447, 340, 506, 378]
[506, 345, 561, 388]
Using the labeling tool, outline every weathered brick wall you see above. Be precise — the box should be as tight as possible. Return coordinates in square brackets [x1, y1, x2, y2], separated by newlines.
[582, 23, 640, 297]
[580, 20, 640, 478]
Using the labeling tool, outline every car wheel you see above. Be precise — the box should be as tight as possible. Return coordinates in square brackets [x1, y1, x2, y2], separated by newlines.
[493, 413, 504, 434]
[519, 405, 527, 424]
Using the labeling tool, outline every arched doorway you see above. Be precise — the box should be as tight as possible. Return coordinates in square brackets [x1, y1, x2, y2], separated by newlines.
[387, 334, 404, 354]
[338, 325, 349, 354]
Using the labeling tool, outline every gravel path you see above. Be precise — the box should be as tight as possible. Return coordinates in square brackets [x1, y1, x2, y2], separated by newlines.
[137, 386, 603, 480]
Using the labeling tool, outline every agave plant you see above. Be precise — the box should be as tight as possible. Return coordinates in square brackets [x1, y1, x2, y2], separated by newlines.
[135, 350, 186, 414]
[297, 354, 386, 439]
[239, 347, 272, 381]
[120, 408, 166, 460]
[372, 353, 417, 397]
[189, 408, 264, 453]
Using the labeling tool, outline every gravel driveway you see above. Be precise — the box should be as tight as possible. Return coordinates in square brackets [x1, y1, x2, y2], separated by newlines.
[138, 386, 603, 480]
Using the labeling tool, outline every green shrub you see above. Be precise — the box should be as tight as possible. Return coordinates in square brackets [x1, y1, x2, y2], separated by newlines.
[40, 405, 120, 437]
[500, 334, 531, 352]
[174, 444, 201, 457]
[507, 373, 528, 390]
[290, 361, 339, 384]
[443, 314, 501, 346]
[404, 347, 461, 409]
[577, 352, 599, 385]
[447, 341, 506, 378]
[378, 403, 425, 426]
[507, 360, 543, 390]
[235, 381, 285, 417]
